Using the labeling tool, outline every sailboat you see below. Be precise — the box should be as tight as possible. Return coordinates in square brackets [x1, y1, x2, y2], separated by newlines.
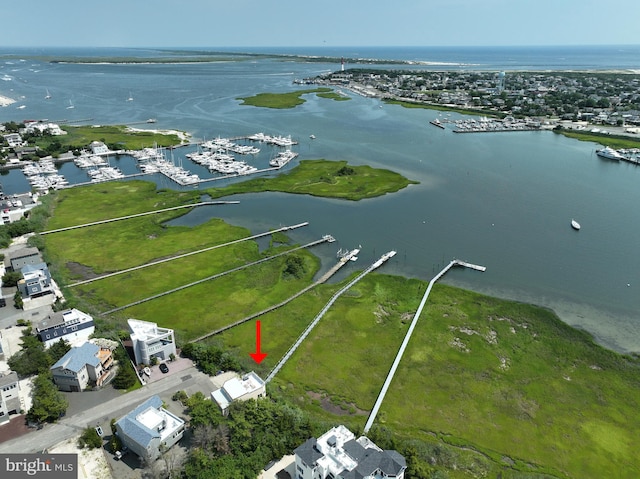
[44, 88, 51, 100]
[126, 91, 133, 102]
[66, 100, 74, 109]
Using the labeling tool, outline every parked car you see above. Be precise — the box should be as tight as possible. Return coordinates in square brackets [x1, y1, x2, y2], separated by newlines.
[159, 363, 169, 373]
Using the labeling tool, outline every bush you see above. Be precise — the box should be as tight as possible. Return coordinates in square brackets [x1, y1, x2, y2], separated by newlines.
[78, 427, 102, 449]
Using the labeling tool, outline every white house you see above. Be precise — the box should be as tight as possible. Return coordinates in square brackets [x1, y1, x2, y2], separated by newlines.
[115, 395, 185, 462]
[210, 371, 266, 415]
[35, 308, 95, 349]
[3, 133, 23, 148]
[89, 141, 110, 155]
[294, 425, 406, 479]
[128, 319, 176, 366]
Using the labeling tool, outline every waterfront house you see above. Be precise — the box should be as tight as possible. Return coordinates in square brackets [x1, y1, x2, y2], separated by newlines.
[17, 262, 53, 298]
[34, 308, 95, 349]
[128, 318, 176, 366]
[50, 341, 113, 392]
[210, 371, 266, 415]
[0, 371, 20, 424]
[294, 425, 406, 479]
[89, 141, 109, 155]
[114, 395, 185, 462]
[2, 133, 23, 148]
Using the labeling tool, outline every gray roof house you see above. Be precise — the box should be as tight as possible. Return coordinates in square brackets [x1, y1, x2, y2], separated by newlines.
[35, 308, 95, 349]
[50, 342, 113, 392]
[115, 395, 185, 462]
[0, 371, 20, 424]
[8, 247, 42, 271]
[294, 425, 406, 479]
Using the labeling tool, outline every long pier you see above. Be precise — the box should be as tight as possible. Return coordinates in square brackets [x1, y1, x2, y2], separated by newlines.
[363, 258, 485, 433]
[191, 248, 360, 343]
[40, 201, 237, 235]
[265, 250, 397, 384]
[68, 222, 309, 287]
[100, 234, 335, 316]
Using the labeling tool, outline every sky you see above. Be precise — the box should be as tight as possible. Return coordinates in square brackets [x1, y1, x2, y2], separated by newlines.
[3, 0, 639, 49]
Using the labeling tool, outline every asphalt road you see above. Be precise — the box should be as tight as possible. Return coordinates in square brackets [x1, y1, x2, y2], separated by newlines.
[0, 363, 217, 454]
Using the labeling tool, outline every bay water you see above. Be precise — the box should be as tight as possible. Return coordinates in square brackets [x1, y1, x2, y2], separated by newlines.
[0, 47, 638, 352]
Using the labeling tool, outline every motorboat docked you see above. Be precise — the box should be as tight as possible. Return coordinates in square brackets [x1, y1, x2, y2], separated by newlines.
[571, 219, 581, 231]
[595, 146, 625, 161]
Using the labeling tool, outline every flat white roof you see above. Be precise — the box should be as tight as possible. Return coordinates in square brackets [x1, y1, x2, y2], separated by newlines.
[223, 372, 264, 400]
[136, 407, 164, 431]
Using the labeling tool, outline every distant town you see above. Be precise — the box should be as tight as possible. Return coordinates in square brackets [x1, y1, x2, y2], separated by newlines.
[305, 69, 640, 128]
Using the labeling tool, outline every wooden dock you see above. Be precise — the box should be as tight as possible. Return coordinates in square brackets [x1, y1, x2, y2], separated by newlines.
[363, 257, 485, 433]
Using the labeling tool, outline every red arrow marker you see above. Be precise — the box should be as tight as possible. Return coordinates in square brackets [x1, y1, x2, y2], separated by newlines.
[249, 320, 268, 364]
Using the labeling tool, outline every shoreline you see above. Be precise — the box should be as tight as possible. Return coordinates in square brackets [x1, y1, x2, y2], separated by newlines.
[124, 126, 191, 144]
[0, 94, 16, 107]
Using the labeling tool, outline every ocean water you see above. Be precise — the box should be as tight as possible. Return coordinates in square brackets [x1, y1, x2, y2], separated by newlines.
[0, 46, 639, 353]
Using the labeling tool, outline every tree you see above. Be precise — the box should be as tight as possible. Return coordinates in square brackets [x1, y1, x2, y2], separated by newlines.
[111, 344, 138, 389]
[48, 339, 71, 363]
[2, 270, 23, 287]
[27, 372, 68, 424]
[78, 427, 102, 449]
[8, 327, 52, 377]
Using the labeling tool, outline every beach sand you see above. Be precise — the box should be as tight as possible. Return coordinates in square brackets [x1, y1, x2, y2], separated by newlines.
[125, 126, 191, 143]
[49, 436, 112, 479]
[0, 95, 16, 107]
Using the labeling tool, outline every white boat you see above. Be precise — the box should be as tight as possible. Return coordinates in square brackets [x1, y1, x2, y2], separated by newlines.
[45, 88, 51, 100]
[310, 134, 316, 139]
[66, 100, 74, 109]
[126, 92, 133, 102]
[571, 219, 581, 231]
[595, 146, 624, 161]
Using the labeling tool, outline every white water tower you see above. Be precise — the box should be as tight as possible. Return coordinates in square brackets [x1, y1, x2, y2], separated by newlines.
[497, 71, 506, 93]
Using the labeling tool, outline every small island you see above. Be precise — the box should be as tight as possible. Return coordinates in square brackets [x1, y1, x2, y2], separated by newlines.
[237, 87, 350, 109]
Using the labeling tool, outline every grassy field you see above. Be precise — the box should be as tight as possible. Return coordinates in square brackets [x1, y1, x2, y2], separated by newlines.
[35, 125, 185, 151]
[553, 128, 640, 149]
[38, 171, 640, 478]
[205, 159, 418, 201]
[236, 88, 348, 108]
[272, 278, 640, 478]
[384, 99, 506, 118]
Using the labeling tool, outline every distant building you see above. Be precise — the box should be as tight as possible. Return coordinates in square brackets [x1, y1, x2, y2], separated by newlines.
[50, 341, 114, 392]
[115, 395, 185, 462]
[89, 141, 109, 155]
[34, 308, 95, 349]
[8, 247, 43, 271]
[22, 121, 67, 136]
[294, 425, 406, 479]
[0, 371, 20, 424]
[128, 319, 176, 366]
[2, 133, 23, 148]
[210, 371, 266, 415]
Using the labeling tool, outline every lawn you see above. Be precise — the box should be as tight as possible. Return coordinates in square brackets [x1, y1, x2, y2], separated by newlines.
[205, 159, 418, 201]
[35, 125, 185, 152]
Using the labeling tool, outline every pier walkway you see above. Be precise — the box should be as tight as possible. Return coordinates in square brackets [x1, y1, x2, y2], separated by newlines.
[192, 248, 359, 343]
[265, 250, 397, 384]
[100, 234, 335, 316]
[40, 201, 237, 235]
[363, 259, 485, 433]
[68, 222, 309, 288]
